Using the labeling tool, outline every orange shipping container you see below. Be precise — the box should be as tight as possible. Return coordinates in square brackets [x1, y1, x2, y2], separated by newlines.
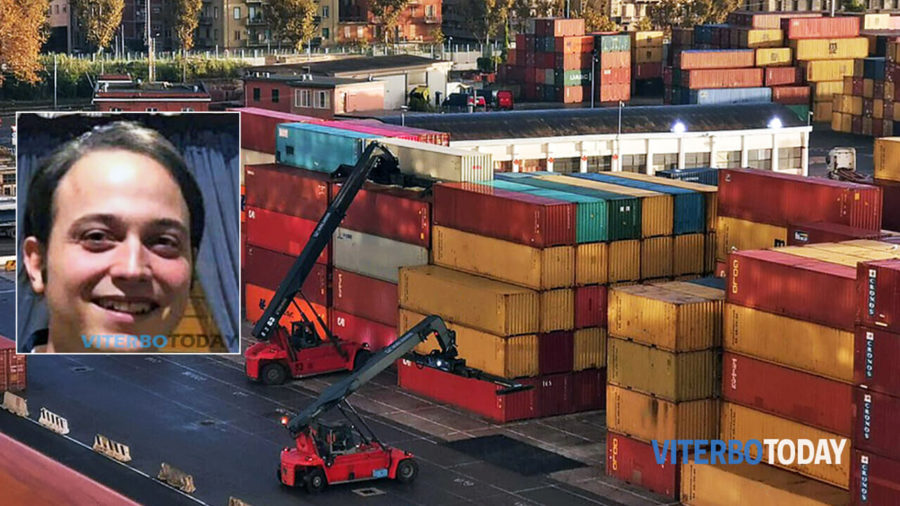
[679, 49, 756, 70]
[573, 327, 607, 371]
[673, 233, 705, 276]
[874, 137, 900, 182]
[609, 240, 641, 283]
[607, 337, 720, 401]
[576, 242, 609, 285]
[704, 232, 717, 274]
[641, 236, 674, 279]
[607, 384, 719, 443]
[245, 283, 330, 342]
[716, 216, 788, 261]
[682, 68, 764, 89]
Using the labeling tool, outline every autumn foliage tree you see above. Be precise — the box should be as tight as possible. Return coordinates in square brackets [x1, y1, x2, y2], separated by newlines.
[265, 0, 318, 51]
[370, 0, 412, 43]
[73, 0, 124, 54]
[648, 0, 741, 31]
[174, 0, 202, 54]
[0, 0, 49, 85]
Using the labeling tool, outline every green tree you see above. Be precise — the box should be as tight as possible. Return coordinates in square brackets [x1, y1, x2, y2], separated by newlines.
[842, 0, 865, 11]
[0, 0, 49, 85]
[634, 16, 653, 31]
[73, 0, 124, 54]
[369, 0, 411, 43]
[580, 1, 618, 32]
[430, 26, 445, 45]
[173, 0, 202, 81]
[265, 0, 317, 51]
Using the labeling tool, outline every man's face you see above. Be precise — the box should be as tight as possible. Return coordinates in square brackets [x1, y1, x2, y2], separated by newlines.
[24, 149, 194, 352]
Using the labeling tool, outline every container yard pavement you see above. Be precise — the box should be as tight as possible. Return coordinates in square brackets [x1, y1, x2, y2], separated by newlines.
[3, 319, 674, 506]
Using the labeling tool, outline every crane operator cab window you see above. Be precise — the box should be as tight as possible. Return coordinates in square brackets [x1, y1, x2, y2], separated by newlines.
[290, 320, 320, 350]
[312, 422, 362, 465]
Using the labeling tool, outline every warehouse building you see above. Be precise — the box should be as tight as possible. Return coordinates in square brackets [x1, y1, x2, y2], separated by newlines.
[380, 103, 812, 175]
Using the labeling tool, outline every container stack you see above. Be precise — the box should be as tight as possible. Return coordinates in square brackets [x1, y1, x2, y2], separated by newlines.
[830, 56, 894, 136]
[605, 280, 724, 501]
[0, 335, 26, 392]
[594, 33, 632, 104]
[506, 17, 591, 103]
[631, 31, 664, 97]
[669, 49, 767, 106]
[873, 137, 900, 231]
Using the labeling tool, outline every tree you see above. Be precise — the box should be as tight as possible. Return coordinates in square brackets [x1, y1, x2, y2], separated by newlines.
[73, 0, 124, 54]
[462, 0, 513, 50]
[429, 26, 445, 45]
[0, 0, 49, 85]
[634, 16, 653, 31]
[174, 0, 202, 54]
[265, 0, 317, 52]
[580, 1, 618, 32]
[369, 0, 411, 44]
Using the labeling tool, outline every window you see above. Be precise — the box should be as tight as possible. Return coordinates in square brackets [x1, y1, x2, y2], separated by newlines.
[550, 157, 580, 174]
[587, 155, 612, 172]
[235, 30, 241, 41]
[182, 107, 194, 112]
[716, 150, 741, 169]
[357, 26, 364, 38]
[214, 6, 218, 18]
[54, 4, 59, 14]
[286, 145, 294, 155]
[296, 89, 312, 108]
[621, 154, 647, 173]
[652, 153, 678, 171]
[778, 147, 802, 170]
[146, 107, 159, 112]
[315, 90, 330, 109]
[234, 7, 241, 19]
[323, 28, 330, 40]
[747, 148, 773, 170]
[272, 89, 279, 103]
[322, 5, 330, 18]
[206, 28, 210, 38]
[426, 4, 435, 17]
[684, 152, 711, 169]
[109, 107, 123, 112]
[253, 87, 260, 101]
[344, 26, 351, 38]
[2, 174, 15, 185]
[214, 28, 219, 40]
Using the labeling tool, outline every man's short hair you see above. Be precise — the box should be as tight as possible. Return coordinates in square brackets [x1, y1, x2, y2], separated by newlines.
[24, 121, 205, 252]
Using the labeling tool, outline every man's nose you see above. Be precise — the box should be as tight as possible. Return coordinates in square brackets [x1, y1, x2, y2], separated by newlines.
[109, 236, 152, 281]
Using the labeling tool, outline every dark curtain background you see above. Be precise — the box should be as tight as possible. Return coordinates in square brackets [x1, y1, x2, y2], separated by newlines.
[15, 113, 241, 353]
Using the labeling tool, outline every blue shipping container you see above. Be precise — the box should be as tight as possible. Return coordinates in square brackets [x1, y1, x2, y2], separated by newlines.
[689, 87, 772, 105]
[656, 167, 720, 187]
[275, 122, 378, 173]
[863, 57, 886, 80]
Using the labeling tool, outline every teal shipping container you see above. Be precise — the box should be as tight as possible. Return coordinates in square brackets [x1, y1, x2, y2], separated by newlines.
[275, 122, 378, 173]
[596, 34, 631, 53]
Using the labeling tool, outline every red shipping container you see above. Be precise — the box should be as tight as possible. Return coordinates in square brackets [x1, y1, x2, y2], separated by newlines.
[556, 51, 591, 70]
[663, 66, 673, 86]
[562, 86, 584, 104]
[340, 120, 451, 146]
[245, 245, 329, 307]
[333, 269, 397, 327]
[319, 120, 418, 141]
[680, 49, 755, 70]
[598, 67, 630, 85]
[245, 164, 332, 221]
[240, 227, 246, 271]
[874, 81, 884, 98]
[876, 178, 900, 231]
[718, 168, 883, 230]
[245, 283, 330, 340]
[787, 222, 885, 245]
[682, 68, 764, 89]
[727, 250, 857, 331]
[331, 310, 396, 351]
[575, 285, 608, 328]
[852, 77, 865, 96]
[887, 62, 900, 83]
[772, 85, 811, 104]
[600, 51, 630, 70]
[782, 17, 860, 39]
[715, 260, 727, 278]
[554, 35, 593, 54]
[339, 183, 430, 248]
[538, 331, 574, 375]
[397, 359, 538, 422]
[606, 431, 680, 500]
[0, 336, 26, 391]
[858, 258, 900, 334]
[537, 53, 556, 68]
[864, 98, 875, 118]
[230, 107, 322, 154]
[723, 352, 853, 436]
[885, 102, 894, 122]
[850, 450, 900, 506]
[634, 62, 663, 79]
[572, 368, 606, 412]
[728, 11, 822, 30]
[854, 327, 900, 397]
[853, 388, 900, 460]
[765, 67, 801, 86]
[246, 206, 330, 263]
[538, 372, 574, 416]
[524, 69, 536, 85]
[852, 115, 863, 134]
[873, 120, 884, 138]
[433, 183, 576, 247]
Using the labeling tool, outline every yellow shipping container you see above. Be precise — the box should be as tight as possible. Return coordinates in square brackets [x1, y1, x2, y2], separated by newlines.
[874, 98, 884, 119]
[863, 78, 874, 99]
[631, 30, 664, 47]
[804, 242, 900, 262]
[401, 309, 539, 378]
[673, 233, 705, 276]
[634, 47, 664, 64]
[704, 232, 717, 274]
[432, 226, 575, 290]
[608, 284, 721, 351]
[802, 60, 856, 82]
[724, 303, 854, 382]
[832, 112, 852, 133]
[814, 100, 834, 122]
[874, 137, 900, 182]
[773, 246, 865, 267]
[607, 337, 720, 401]
[755, 47, 792, 67]
[812, 81, 844, 100]
[842, 76, 853, 95]
[573, 327, 607, 371]
[720, 402, 850, 489]
[836, 95, 863, 115]
[540, 288, 574, 333]
[606, 172, 718, 232]
[716, 216, 788, 261]
[641, 236, 673, 279]
[399, 265, 539, 336]
[681, 459, 852, 506]
[547, 174, 674, 238]
[607, 384, 719, 443]
[609, 240, 641, 283]
[894, 107, 900, 122]
[576, 242, 608, 285]
[658, 280, 724, 303]
[863, 13, 890, 30]
[791, 38, 869, 61]
[837, 239, 900, 251]
[886, 81, 895, 101]
[741, 29, 784, 48]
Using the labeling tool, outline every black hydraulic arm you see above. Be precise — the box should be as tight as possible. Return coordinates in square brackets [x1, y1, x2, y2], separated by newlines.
[251, 142, 399, 341]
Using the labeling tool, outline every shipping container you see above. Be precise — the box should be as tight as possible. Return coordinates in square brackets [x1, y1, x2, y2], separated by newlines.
[231, 107, 322, 154]
[609, 240, 642, 283]
[721, 402, 850, 489]
[245, 246, 329, 306]
[656, 167, 719, 186]
[689, 87, 772, 104]
[723, 352, 853, 436]
[608, 283, 721, 351]
[401, 308, 538, 379]
[607, 337, 719, 402]
[595, 33, 631, 53]
[772, 86, 811, 105]
[607, 384, 719, 444]
[874, 137, 900, 182]
[397, 359, 537, 422]
[705, 232, 718, 274]
[728, 11, 823, 30]
[877, 178, 900, 231]
[852, 388, 900, 460]
[756, 48, 794, 68]
[245, 283, 330, 340]
[854, 327, 900, 397]
[538, 372, 575, 416]
[539, 289, 575, 333]
[788, 222, 885, 245]
[681, 459, 851, 506]
[728, 249, 857, 331]
[573, 368, 606, 412]
[554, 35, 594, 54]
[606, 172, 718, 232]
[792, 38, 869, 61]
[718, 168, 883, 230]
[535, 17, 585, 37]
[607, 431, 681, 500]
[576, 243, 609, 285]
[331, 309, 396, 351]
[573, 327, 607, 371]
[341, 119, 450, 146]
[849, 450, 900, 506]
[812, 80, 847, 100]
[783, 17, 860, 39]
[679, 49, 756, 70]
[275, 123, 377, 173]
[674, 233, 706, 275]
[575, 285, 607, 328]
[857, 259, 900, 334]
[244, 164, 332, 221]
[379, 138, 492, 183]
[0, 336, 26, 391]
[333, 269, 397, 327]
[716, 216, 788, 260]
[682, 68, 764, 89]
[340, 183, 430, 247]
[333, 227, 427, 284]
[765, 66, 801, 86]
[399, 265, 540, 336]
[631, 30, 665, 47]
[320, 120, 419, 141]
[641, 236, 673, 279]
[246, 206, 330, 263]
[736, 28, 784, 48]
[802, 60, 858, 82]
[634, 62, 663, 79]
[536, 330, 574, 375]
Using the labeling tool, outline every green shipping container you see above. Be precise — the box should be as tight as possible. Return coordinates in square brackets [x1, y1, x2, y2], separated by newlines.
[597, 34, 631, 53]
[555, 69, 592, 87]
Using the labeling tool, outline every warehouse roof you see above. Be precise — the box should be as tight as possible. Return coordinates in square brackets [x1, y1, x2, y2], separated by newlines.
[378, 104, 806, 141]
[248, 55, 449, 77]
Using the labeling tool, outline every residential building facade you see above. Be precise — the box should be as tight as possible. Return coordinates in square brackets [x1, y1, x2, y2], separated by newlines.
[243, 74, 385, 119]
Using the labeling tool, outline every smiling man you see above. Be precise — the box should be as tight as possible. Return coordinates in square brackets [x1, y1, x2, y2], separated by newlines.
[20, 121, 205, 353]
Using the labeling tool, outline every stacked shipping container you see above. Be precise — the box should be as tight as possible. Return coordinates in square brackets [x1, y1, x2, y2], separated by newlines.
[0, 335, 26, 392]
[873, 137, 900, 231]
[631, 31, 665, 97]
[831, 43, 900, 136]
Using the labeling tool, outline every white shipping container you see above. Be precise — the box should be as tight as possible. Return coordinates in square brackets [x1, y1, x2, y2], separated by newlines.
[333, 227, 429, 283]
[377, 138, 494, 183]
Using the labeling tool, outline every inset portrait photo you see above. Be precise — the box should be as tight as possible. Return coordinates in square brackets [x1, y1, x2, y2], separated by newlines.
[16, 112, 240, 354]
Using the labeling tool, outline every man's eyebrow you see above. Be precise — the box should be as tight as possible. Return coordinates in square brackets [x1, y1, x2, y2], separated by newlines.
[148, 218, 190, 236]
[68, 214, 189, 236]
